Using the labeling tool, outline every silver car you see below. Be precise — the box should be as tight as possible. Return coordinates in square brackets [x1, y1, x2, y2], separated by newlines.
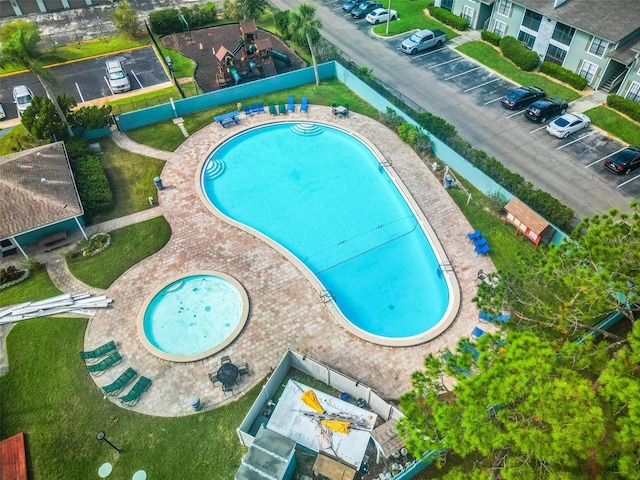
[105, 59, 131, 93]
[12, 85, 34, 117]
[545, 112, 590, 138]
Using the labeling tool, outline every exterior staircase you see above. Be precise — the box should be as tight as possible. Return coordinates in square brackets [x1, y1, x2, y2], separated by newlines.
[600, 63, 627, 93]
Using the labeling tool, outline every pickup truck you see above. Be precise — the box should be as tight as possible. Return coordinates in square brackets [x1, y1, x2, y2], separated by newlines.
[401, 29, 446, 55]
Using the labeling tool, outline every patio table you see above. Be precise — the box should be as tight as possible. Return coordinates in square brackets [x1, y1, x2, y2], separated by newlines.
[217, 362, 239, 386]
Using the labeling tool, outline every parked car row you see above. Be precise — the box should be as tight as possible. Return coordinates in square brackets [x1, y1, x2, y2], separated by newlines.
[343, 0, 398, 25]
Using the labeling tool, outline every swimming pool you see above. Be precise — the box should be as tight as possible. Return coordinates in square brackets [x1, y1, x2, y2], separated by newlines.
[200, 122, 458, 345]
[137, 272, 249, 362]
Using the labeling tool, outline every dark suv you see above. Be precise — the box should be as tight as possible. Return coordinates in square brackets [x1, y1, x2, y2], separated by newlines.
[524, 98, 568, 123]
[342, 0, 365, 12]
[604, 146, 640, 174]
[351, 1, 383, 18]
[500, 86, 545, 110]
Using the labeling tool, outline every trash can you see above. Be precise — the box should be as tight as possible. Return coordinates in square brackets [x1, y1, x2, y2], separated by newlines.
[356, 398, 367, 408]
[153, 176, 164, 190]
[189, 396, 202, 411]
[340, 392, 350, 402]
[444, 175, 453, 189]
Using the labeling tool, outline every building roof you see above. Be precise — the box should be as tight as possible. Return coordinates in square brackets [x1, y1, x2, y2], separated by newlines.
[504, 197, 549, 235]
[0, 432, 27, 480]
[513, 0, 640, 43]
[0, 142, 83, 239]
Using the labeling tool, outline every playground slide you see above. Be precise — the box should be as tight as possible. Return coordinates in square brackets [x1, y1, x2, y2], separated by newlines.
[271, 50, 292, 65]
[232, 39, 244, 56]
[230, 67, 241, 84]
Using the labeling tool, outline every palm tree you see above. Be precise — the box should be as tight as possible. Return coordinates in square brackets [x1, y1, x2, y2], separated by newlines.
[289, 3, 323, 86]
[0, 20, 73, 137]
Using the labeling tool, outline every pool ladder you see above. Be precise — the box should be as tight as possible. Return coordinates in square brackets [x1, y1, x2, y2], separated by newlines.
[437, 263, 456, 277]
[320, 290, 335, 304]
[378, 156, 392, 172]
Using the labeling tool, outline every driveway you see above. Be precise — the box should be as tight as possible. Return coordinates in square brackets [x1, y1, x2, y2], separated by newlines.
[273, 0, 637, 219]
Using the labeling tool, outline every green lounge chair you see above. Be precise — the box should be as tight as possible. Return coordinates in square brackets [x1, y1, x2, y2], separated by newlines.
[80, 340, 116, 361]
[86, 351, 122, 375]
[119, 376, 151, 407]
[101, 367, 137, 396]
[278, 101, 287, 114]
[268, 103, 277, 115]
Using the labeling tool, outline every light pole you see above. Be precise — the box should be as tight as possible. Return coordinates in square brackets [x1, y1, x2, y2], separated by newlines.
[96, 431, 122, 453]
[386, 0, 392, 35]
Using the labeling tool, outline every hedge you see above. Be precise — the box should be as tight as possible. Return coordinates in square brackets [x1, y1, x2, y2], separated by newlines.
[499, 36, 540, 71]
[481, 30, 501, 46]
[149, 2, 218, 35]
[427, 5, 468, 31]
[606, 94, 640, 122]
[540, 62, 588, 90]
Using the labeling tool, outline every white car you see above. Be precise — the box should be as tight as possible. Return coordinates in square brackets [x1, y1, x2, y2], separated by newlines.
[365, 8, 398, 24]
[0, 102, 6, 120]
[545, 112, 590, 138]
[105, 59, 131, 93]
[12, 85, 34, 117]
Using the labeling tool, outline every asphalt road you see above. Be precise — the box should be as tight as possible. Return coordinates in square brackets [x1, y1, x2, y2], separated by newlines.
[272, 0, 638, 220]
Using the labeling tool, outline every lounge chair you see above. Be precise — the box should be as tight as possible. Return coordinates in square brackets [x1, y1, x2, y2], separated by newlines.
[473, 237, 487, 249]
[250, 103, 259, 114]
[243, 105, 253, 116]
[467, 230, 482, 242]
[257, 102, 265, 113]
[478, 311, 510, 323]
[119, 376, 151, 407]
[80, 340, 116, 361]
[208, 372, 219, 384]
[475, 243, 490, 256]
[300, 96, 309, 114]
[278, 101, 287, 114]
[86, 351, 122, 375]
[471, 326, 485, 340]
[238, 362, 249, 376]
[287, 95, 295, 113]
[220, 355, 231, 365]
[268, 103, 277, 115]
[102, 367, 137, 396]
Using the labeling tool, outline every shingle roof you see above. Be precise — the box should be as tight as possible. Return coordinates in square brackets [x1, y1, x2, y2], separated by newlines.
[513, 0, 640, 43]
[0, 142, 83, 239]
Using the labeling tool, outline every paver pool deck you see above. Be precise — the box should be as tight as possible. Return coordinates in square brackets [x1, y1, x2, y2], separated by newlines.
[83, 106, 497, 416]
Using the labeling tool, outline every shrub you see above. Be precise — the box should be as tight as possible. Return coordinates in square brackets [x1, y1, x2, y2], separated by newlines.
[149, 3, 217, 35]
[540, 62, 588, 90]
[0, 266, 23, 285]
[499, 36, 540, 71]
[274, 10, 291, 39]
[65, 137, 92, 161]
[148, 8, 182, 35]
[606, 94, 640, 122]
[379, 108, 405, 131]
[72, 155, 114, 218]
[427, 5, 469, 30]
[398, 123, 433, 155]
[480, 30, 501, 46]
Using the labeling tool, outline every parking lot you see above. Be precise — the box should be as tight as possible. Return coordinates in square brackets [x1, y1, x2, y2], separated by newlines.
[0, 46, 168, 121]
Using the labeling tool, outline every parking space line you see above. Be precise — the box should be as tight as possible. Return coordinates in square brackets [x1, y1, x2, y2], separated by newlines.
[585, 147, 627, 168]
[427, 57, 463, 69]
[529, 124, 547, 133]
[464, 77, 499, 92]
[75, 83, 85, 103]
[131, 71, 143, 89]
[412, 47, 447, 59]
[505, 109, 526, 118]
[484, 97, 503, 105]
[353, 19, 366, 24]
[104, 77, 114, 95]
[445, 66, 481, 81]
[617, 173, 640, 188]
[555, 131, 597, 150]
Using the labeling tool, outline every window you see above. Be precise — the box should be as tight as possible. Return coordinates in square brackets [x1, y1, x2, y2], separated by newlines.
[440, 0, 453, 12]
[588, 36, 608, 57]
[497, 0, 512, 16]
[551, 23, 575, 46]
[522, 9, 542, 32]
[518, 30, 536, 49]
[578, 60, 598, 84]
[493, 20, 507, 37]
[462, 6, 474, 23]
[545, 44, 567, 65]
[626, 82, 640, 103]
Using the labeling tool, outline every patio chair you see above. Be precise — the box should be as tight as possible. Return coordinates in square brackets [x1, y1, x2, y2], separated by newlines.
[243, 105, 253, 116]
[473, 236, 487, 249]
[257, 102, 265, 113]
[119, 376, 151, 407]
[222, 383, 233, 396]
[331, 103, 338, 117]
[287, 95, 295, 113]
[220, 355, 231, 365]
[467, 230, 482, 242]
[471, 326, 485, 340]
[80, 340, 116, 361]
[268, 103, 277, 115]
[475, 243, 490, 256]
[300, 96, 309, 113]
[86, 351, 122, 375]
[102, 367, 137, 396]
[278, 101, 287, 115]
[238, 362, 249, 376]
[208, 372, 219, 384]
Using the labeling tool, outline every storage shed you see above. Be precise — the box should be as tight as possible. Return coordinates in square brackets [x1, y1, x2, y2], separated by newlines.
[503, 198, 556, 250]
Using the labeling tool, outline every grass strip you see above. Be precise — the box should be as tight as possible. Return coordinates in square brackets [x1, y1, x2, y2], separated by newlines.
[584, 106, 640, 145]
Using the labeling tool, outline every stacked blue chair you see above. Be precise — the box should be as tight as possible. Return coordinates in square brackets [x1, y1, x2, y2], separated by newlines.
[467, 230, 481, 242]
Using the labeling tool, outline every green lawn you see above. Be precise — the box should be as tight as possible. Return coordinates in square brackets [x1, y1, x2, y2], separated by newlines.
[456, 41, 581, 102]
[584, 106, 640, 145]
[0, 316, 259, 480]
[67, 216, 171, 289]
[371, 0, 459, 39]
[0, 269, 62, 305]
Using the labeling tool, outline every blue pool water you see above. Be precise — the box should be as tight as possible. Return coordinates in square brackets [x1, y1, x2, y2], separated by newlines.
[201, 123, 451, 339]
[143, 274, 243, 355]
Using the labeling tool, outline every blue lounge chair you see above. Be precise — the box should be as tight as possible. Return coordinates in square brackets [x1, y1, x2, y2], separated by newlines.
[102, 367, 137, 396]
[467, 230, 482, 242]
[300, 96, 309, 113]
[86, 351, 122, 375]
[243, 105, 253, 116]
[257, 102, 265, 113]
[479, 311, 510, 323]
[475, 243, 490, 256]
[473, 237, 487, 249]
[471, 326, 485, 340]
[287, 95, 295, 113]
[119, 376, 151, 407]
[80, 340, 116, 361]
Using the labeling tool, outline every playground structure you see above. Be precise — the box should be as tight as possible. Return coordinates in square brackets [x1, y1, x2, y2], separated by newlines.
[215, 21, 292, 88]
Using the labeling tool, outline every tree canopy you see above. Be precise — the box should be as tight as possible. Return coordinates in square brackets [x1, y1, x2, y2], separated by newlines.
[110, 0, 140, 39]
[289, 3, 322, 86]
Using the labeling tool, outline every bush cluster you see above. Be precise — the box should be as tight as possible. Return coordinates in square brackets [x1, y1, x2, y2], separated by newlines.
[539, 62, 588, 90]
[379, 109, 434, 157]
[499, 36, 540, 71]
[65, 138, 114, 219]
[0, 266, 23, 285]
[274, 10, 291, 40]
[149, 2, 217, 35]
[480, 30, 501, 46]
[427, 5, 468, 30]
[606, 94, 640, 122]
